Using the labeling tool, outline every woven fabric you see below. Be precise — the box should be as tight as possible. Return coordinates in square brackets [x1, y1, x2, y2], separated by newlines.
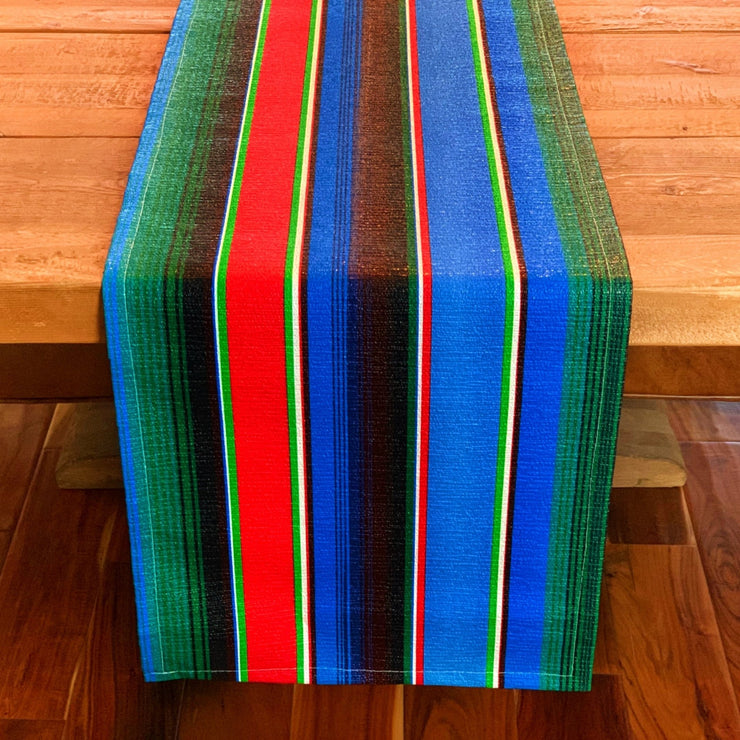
[103, 0, 631, 690]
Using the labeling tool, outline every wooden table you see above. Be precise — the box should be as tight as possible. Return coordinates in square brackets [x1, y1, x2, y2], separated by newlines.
[1, 0, 739, 400]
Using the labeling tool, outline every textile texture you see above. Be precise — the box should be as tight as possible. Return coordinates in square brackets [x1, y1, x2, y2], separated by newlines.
[103, 0, 631, 690]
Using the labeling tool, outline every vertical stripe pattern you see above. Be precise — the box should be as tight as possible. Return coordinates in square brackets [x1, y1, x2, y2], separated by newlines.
[103, 0, 631, 690]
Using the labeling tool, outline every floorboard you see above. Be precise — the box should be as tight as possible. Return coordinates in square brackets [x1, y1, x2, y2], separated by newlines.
[178, 683, 293, 740]
[290, 686, 402, 740]
[404, 686, 518, 739]
[63, 556, 183, 739]
[598, 544, 740, 738]
[667, 400, 740, 443]
[0, 404, 53, 569]
[0, 720, 65, 740]
[0, 451, 119, 720]
[682, 442, 740, 703]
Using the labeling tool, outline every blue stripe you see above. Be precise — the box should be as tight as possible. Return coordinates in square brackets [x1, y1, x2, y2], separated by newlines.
[481, 0, 569, 687]
[306, 0, 362, 684]
[416, 0, 505, 687]
[101, 0, 196, 678]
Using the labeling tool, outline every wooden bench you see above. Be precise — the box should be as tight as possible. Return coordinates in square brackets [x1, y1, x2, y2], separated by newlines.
[1, 0, 739, 402]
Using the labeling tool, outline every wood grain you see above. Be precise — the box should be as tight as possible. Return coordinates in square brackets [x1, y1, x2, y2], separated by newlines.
[0, 2, 177, 33]
[0, 451, 119, 720]
[613, 398, 687, 488]
[517, 676, 632, 740]
[555, 3, 740, 33]
[624, 345, 740, 397]
[178, 683, 294, 740]
[63, 555, 183, 739]
[607, 487, 694, 544]
[0, 721, 65, 740]
[0, 344, 113, 401]
[598, 544, 740, 737]
[0, 33, 165, 137]
[0, 33, 166, 75]
[681, 443, 740, 701]
[564, 32, 740, 76]
[404, 686, 518, 740]
[3, 135, 740, 346]
[0, 404, 52, 569]
[5, 32, 740, 139]
[290, 686, 403, 740]
[55, 402, 122, 489]
[583, 107, 740, 138]
[666, 399, 740, 441]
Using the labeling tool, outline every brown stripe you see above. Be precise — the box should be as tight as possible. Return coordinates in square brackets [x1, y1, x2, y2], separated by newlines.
[351, 0, 411, 683]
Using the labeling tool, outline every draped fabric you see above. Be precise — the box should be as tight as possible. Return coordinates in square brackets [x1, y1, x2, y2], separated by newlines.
[103, 0, 631, 690]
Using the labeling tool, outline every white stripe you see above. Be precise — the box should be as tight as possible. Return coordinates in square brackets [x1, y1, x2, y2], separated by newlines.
[291, 0, 324, 682]
[212, 0, 271, 682]
[470, 0, 523, 689]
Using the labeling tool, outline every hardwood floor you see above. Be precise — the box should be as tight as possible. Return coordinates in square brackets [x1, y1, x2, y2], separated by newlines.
[0, 399, 738, 738]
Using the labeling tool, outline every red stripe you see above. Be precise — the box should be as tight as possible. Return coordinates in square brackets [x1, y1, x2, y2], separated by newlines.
[225, 0, 314, 683]
[407, 0, 432, 685]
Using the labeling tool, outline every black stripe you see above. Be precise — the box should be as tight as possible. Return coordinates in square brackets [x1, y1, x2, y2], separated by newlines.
[165, 0, 263, 676]
[351, 0, 411, 683]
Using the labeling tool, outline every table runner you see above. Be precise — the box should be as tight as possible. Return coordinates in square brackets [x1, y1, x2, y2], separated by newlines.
[103, 0, 631, 690]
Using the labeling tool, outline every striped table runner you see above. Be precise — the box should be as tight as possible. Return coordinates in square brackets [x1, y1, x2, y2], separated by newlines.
[103, 0, 631, 690]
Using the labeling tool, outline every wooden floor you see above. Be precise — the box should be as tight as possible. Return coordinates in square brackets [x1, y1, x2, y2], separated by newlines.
[0, 399, 736, 738]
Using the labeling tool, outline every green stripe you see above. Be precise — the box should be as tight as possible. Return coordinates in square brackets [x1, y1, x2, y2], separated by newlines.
[284, 0, 323, 685]
[465, 0, 520, 688]
[165, 0, 245, 679]
[121, 0, 237, 676]
[507, 0, 631, 690]
[214, 0, 273, 681]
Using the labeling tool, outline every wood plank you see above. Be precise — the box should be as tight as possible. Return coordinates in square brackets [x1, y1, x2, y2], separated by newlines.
[583, 107, 740, 138]
[681, 442, 740, 700]
[2, 135, 739, 347]
[0, 721, 65, 740]
[0, 2, 177, 33]
[5, 32, 740, 139]
[0, 136, 135, 344]
[55, 402, 122, 489]
[607, 487, 694, 544]
[290, 686, 403, 740]
[613, 398, 687, 487]
[0, 344, 113, 401]
[0, 32, 167, 74]
[666, 399, 740, 441]
[555, 3, 740, 33]
[598, 544, 740, 737]
[63, 556, 183, 739]
[0, 76, 155, 138]
[624, 345, 740, 396]
[578, 73, 740, 115]
[0, 404, 53, 570]
[516, 676, 633, 740]
[47, 396, 693, 490]
[404, 686, 518, 739]
[0, 451, 120, 720]
[564, 32, 740, 76]
[178, 683, 294, 740]
[0, 34, 165, 137]
[599, 139, 740, 236]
